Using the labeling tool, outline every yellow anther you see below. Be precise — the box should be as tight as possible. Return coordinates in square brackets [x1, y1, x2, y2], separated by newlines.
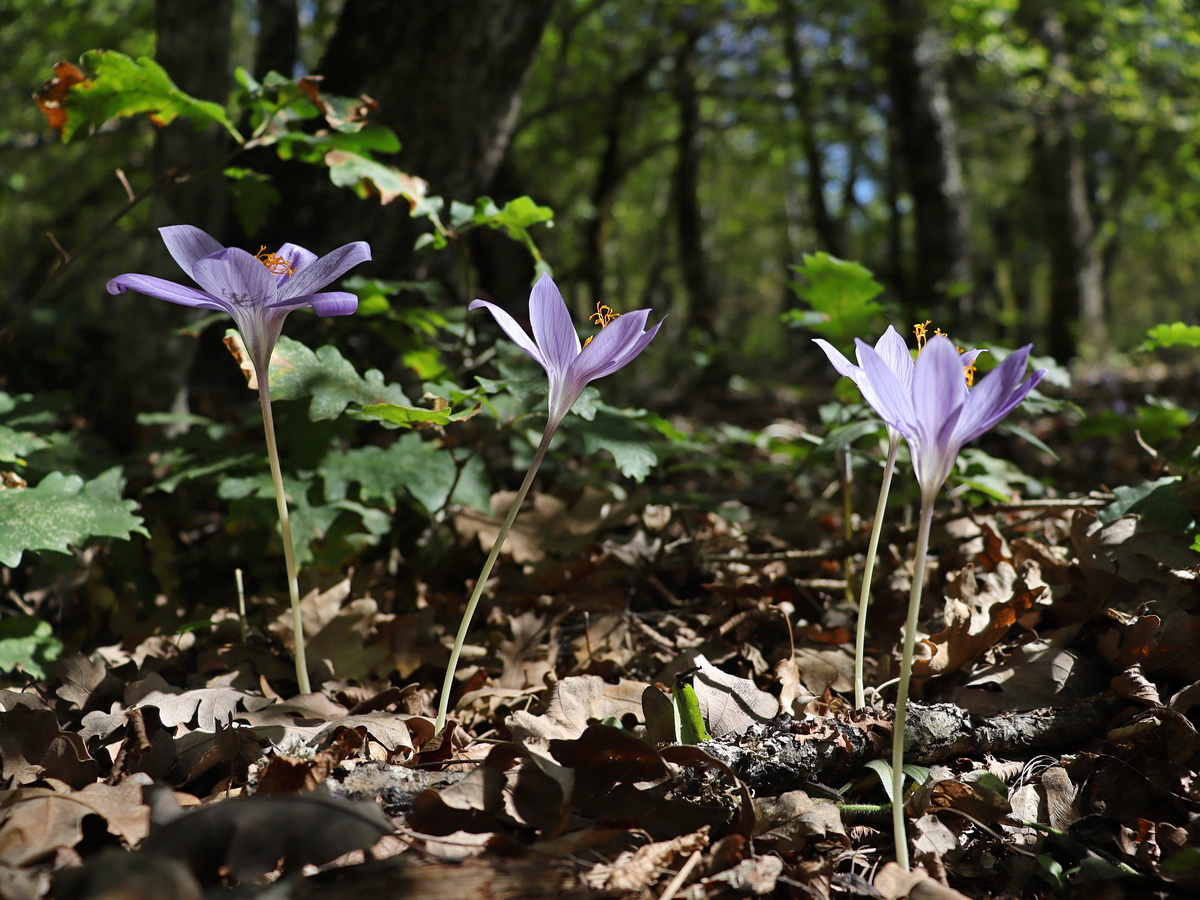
[590, 303, 622, 328]
[963, 361, 977, 387]
[583, 302, 622, 349]
[913, 320, 932, 350]
[255, 245, 296, 276]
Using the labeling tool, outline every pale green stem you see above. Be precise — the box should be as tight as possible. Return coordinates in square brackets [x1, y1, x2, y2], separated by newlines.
[838, 449, 854, 611]
[854, 432, 901, 709]
[891, 490, 937, 870]
[257, 378, 310, 695]
[435, 422, 558, 732]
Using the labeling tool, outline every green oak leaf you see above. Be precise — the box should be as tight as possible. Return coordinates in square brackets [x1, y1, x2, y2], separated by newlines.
[0, 468, 148, 567]
[321, 434, 457, 514]
[0, 616, 63, 680]
[264, 335, 410, 421]
[64, 51, 239, 142]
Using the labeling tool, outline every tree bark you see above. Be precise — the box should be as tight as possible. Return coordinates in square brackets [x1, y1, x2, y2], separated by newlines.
[779, 1, 844, 258]
[674, 30, 717, 339]
[100, 0, 233, 448]
[1032, 8, 1106, 361]
[254, 0, 298, 81]
[883, 0, 972, 321]
[277, 0, 558, 288]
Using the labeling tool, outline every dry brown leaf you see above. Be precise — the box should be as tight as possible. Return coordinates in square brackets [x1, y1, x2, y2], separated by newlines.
[583, 826, 708, 891]
[0, 781, 148, 867]
[874, 862, 972, 900]
[947, 626, 1106, 715]
[753, 790, 847, 851]
[454, 485, 631, 563]
[688, 654, 779, 738]
[549, 723, 667, 784]
[910, 562, 1044, 684]
[705, 853, 783, 894]
[911, 814, 959, 881]
[508, 675, 647, 744]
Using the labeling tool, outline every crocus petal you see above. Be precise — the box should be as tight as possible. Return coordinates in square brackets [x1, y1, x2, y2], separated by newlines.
[588, 317, 665, 382]
[469, 299, 548, 367]
[911, 337, 967, 443]
[278, 241, 371, 301]
[528, 274, 581, 375]
[106, 273, 229, 311]
[191, 248, 277, 308]
[855, 338, 917, 437]
[952, 346, 1045, 444]
[275, 291, 359, 317]
[813, 339, 863, 383]
[873, 326, 915, 389]
[159, 225, 225, 280]
[273, 243, 318, 279]
[571, 308, 656, 382]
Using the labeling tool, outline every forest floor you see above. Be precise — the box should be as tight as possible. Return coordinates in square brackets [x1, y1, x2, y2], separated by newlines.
[3, 358, 1200, 900]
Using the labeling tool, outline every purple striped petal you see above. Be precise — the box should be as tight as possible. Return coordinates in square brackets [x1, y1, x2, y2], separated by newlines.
[277, 241, 371, 301]
[813, 339, 862, 383]
[106, 273, 229, 311]
[159, 225, 225, 281]
[528, 274, 580, 376]
[191, 248, 277, 307]
[953, 345, 1044, 444]
[275, 291, 359, 317]
[855, 338, 917, 437]
[469, 299, 547, 367]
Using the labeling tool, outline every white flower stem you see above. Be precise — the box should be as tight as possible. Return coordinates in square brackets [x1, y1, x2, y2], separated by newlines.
[854, 432, 900, 709]
[891, 489, 936, 870]
[435, 423, 558, 733]
[257, 379, 310, 695]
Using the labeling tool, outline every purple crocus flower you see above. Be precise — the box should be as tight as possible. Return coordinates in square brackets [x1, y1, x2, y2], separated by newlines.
[814, 326, 983, 430]
[469, 274, 663, 428]
[107, 225, 371, 374]
[855, 334, 1046, 500]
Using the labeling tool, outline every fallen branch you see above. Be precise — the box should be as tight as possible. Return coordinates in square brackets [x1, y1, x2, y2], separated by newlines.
[701, 697, 1121, 793]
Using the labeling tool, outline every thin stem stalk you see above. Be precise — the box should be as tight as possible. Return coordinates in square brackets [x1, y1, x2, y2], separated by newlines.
[257, 378, 310, 695]
[435, 423, 558, 732]
[891, 490, 936, 870]
[854, 432, 900, 709]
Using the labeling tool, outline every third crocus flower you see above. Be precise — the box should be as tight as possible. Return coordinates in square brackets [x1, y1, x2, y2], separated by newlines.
[436, 274, 663, 731]
[820, 324, 1045, 870]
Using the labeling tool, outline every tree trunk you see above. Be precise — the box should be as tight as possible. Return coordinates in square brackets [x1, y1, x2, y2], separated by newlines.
[254, 0, 298, 81]
[274, 0, 558, 290]
[674, 31, 717, 339]
[883, 0, 971, 321]
[779, 1, 844, 258]
[1032, 7, 1106, 361]
[581, 58, 658, 309]
[100, 0, 233, 448]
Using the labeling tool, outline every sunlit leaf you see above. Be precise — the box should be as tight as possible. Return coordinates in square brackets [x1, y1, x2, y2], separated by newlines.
[0, 468, 148, 567]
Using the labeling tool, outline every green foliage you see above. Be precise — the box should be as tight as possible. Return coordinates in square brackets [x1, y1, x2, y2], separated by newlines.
[61, 50, 239, 142]
[782, 253, 885, 346]
[1100, 476, 1195, 533]
[0, 468, 148, 567]
[223, 167, 281, 236]
[0, 616, 63, 680]
[1140, 321, 1200, 351]
[321, 435, 459, 515]
[265, 333, 409, 421]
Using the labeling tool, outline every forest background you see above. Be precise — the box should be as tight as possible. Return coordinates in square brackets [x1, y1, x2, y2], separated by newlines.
[4, 1, 1200, 897]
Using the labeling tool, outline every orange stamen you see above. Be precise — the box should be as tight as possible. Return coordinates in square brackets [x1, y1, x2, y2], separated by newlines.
[255, 245, 296, 276]
[584, 302, 622, 348]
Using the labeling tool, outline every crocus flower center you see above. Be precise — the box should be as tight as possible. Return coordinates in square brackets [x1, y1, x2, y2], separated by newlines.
[583, 302, 622, 348]
[255, 245, 296, 276]
[913, 320, 976, 386]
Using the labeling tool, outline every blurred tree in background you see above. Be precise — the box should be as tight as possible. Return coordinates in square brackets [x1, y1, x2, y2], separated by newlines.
[5, 0, 1200, 447]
